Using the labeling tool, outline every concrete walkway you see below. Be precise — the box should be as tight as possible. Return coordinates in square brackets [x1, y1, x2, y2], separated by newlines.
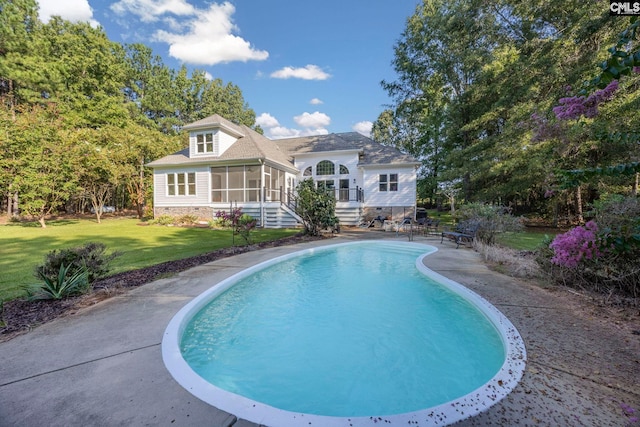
[1, 231, 638, 426]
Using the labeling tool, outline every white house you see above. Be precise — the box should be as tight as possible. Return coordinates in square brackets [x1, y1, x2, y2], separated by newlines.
[147, 114, 420, 228]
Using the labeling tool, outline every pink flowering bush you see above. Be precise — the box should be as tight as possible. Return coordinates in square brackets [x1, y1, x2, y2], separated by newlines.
[215, 208, 257, 245]
[549, 221, 604, 268]
[538, 197, 640, 298]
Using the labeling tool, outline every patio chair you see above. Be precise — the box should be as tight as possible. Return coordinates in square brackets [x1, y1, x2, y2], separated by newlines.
[441, 220, 479, 248]
[425, 219, 440, 235]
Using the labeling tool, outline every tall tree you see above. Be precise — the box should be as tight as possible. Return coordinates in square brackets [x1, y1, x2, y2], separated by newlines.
[11, 105, 81, 227]
[39, 18, 128, 128]
[378, 0, 632, 218]
[378, 0, 499, 202]
[109, 123, 182, 219]
[0, 0, 43, 115]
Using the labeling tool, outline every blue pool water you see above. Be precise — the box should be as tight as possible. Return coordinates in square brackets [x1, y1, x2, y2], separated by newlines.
[178, 242, 506, 418]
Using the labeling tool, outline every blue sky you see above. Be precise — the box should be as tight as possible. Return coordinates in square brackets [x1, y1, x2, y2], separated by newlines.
[36, 0, 419, 139]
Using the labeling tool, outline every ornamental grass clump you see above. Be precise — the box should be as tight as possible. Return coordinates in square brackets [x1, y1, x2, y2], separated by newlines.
[26, 263, 90, 300]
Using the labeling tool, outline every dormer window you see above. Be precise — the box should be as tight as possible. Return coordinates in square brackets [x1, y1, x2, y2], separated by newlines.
[196, 131, 218, 155]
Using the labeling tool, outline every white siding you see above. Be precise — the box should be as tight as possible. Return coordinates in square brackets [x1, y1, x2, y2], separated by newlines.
[188, 129, 239, 158]
[189, 130, 219, 157]
[153, 166, 210, 207]
[362, 166, 416, 207]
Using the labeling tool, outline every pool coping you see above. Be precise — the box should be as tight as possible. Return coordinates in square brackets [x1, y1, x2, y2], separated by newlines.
[161, 240, 527, 427]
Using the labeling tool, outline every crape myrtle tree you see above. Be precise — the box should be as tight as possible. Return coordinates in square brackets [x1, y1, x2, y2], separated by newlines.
[376, 0, 631, 218]
[531, 18, 640, 296]
[551, 16, 640, 195]
[105, 123, 182, 219]
[73, 127, 117, 223]
[10, 106, 81, 228]
[0, 2, 259, 223]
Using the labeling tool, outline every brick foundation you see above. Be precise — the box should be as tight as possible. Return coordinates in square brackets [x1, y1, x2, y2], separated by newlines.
[154, 206, 214, 221]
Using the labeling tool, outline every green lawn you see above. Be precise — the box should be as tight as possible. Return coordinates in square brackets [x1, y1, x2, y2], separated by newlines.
[495, 230, 555, 251]
[0, 217, 299, 302]
[423, 209, 556, 251]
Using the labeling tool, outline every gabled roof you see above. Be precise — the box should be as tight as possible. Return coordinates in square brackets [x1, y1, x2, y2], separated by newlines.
[147, 117, 294, 171]
[276, 132, 420, 166]
[181, 114, 245, 138]
[147, 115, 419, 169]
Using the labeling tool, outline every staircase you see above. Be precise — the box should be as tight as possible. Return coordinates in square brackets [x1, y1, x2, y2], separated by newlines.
[263, 204, 301, 228]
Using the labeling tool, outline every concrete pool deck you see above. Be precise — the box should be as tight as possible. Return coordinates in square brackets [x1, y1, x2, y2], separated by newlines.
[1, 230, 639, 426]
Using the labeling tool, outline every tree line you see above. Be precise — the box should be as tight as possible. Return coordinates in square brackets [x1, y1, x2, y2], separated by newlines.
[0, 0, 258, 227]
[374, 0, 640, 225]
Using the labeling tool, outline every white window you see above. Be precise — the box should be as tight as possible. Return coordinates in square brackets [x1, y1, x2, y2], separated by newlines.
[167, 172, 196, 196]
[316, 160, 335, 175]
[379, 174, 398, 192]
[389, 173, 398, 191]
[196, 132, 217, 154]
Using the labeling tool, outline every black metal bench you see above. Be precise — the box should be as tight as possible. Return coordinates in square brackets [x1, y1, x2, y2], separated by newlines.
[441, 221, 479, 249]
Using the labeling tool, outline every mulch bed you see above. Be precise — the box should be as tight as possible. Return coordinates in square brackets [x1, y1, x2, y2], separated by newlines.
[0, 234, 328, 342]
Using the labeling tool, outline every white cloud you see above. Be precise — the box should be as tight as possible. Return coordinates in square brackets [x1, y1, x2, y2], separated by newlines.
[38, 0, 99, 27]
[310, 98, 323, 105]
[204, 71, 213, 80]
[270, 65, 331, 80]
[268, 126, 301, 139]
[267, 126, 329, 139]
[257, 112, 330, 139]
[154, 2, 268, 65]
[162, 16, 184, 32]
[111, 1, 268, 65]
[294, 111, 331, 128]
[353, 121, 373, 138]
[301, 127, 329, 136]
[110, 0, 195, 23]
[255, 113, 280, 128]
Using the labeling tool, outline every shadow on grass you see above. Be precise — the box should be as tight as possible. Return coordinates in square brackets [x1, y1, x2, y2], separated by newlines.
[1, 220, 300, 301]
[4, 219, 80, 228]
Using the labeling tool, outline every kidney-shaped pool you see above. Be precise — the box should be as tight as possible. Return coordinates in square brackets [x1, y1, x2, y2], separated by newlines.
[162, 241, 526, 426]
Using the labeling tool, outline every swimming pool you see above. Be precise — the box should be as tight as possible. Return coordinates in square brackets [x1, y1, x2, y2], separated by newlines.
[162, 241, 526, 426]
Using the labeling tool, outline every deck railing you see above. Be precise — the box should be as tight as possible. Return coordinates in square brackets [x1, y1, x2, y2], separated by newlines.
[280, 186, 364, 212]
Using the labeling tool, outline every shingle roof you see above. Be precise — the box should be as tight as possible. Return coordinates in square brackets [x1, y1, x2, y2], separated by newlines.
[147, 115, 419, 169]
[181, 114, 245, 137]
[147, 119, 294, 170]
[276, 132, 420, 166]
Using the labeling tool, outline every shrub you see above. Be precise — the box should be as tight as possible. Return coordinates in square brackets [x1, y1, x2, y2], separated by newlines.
[549, 220, 603, 268]
[176, 214, 199, 226]
[26, 263, 90, 300]
[34, 242, 121, 284]
[456, 203, 523, 245]
[294, 178, 337, 236]
[539, 196, 640, 298]
[215, 209, 257, 245]
[149, 214, 175, 226]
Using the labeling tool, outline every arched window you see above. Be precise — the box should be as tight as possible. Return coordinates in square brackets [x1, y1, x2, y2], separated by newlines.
[303, 166, 312, 176]
[339, 164, 349, 174]
[316, 160, 335, 175]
